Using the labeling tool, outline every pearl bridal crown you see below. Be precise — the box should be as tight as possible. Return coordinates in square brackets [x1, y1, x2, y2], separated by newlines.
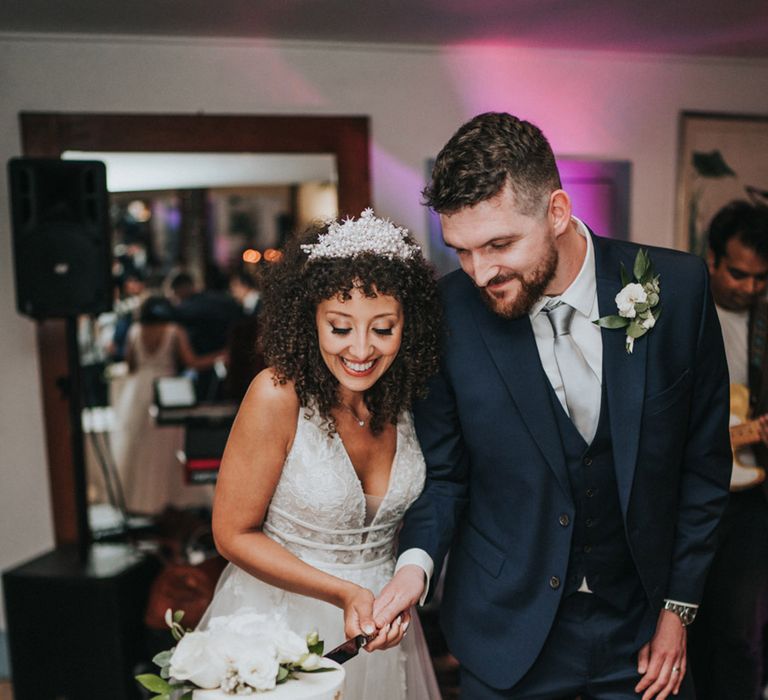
[301, 208, 419, 261]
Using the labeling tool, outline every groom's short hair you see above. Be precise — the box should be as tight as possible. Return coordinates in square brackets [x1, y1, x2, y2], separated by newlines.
[423, 112, 561, 217]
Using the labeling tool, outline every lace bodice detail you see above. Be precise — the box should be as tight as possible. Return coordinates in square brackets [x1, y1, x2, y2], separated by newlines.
[263, 407, 425, 568]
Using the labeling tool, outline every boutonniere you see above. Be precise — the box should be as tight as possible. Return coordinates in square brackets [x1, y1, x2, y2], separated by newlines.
[595, 249, 661, 354]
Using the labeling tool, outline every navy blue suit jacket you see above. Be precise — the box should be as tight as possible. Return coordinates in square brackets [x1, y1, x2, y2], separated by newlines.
[399, 233, 731, 689]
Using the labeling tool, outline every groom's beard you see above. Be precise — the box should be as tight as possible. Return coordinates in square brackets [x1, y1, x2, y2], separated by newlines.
[480, 241, 558, 319]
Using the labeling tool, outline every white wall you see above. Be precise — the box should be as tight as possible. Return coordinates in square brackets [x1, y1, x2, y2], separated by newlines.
[1, 32, 767, 630]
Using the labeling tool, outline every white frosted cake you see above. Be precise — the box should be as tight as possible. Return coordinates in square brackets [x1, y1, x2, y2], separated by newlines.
[192, 661, 345, 700]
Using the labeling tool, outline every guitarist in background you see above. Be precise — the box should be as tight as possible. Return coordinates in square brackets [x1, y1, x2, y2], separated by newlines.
[690, 200, 768, 700]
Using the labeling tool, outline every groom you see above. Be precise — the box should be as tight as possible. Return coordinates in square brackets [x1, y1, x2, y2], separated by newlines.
[373, 112, 731, 699]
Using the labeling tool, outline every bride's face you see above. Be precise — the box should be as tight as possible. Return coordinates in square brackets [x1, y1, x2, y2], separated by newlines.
[315, 286, 403, 395]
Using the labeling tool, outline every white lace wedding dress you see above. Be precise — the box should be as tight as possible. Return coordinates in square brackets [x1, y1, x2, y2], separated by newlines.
[199, 406, 442, 700]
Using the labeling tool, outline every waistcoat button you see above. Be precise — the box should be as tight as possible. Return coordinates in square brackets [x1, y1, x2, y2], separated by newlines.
[549, 576, 561, 589]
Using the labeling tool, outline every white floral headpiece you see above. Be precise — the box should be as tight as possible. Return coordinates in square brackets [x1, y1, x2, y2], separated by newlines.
[301, 208, 418, 261]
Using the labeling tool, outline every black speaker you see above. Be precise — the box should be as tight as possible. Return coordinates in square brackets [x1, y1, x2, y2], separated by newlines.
[8, 158, 112, 318]
[2, 544, 161, 700]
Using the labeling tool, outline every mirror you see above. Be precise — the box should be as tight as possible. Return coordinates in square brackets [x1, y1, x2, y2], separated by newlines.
[66, 150, 340, 532]
[20, 112, 371, 545]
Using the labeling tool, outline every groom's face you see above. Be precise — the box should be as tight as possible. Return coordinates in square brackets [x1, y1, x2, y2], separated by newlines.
[441, 184, 558, 319]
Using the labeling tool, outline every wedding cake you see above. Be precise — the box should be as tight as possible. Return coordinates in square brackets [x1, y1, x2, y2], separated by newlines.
[137, 609, 346, 700]
[192, 660, 345, 699]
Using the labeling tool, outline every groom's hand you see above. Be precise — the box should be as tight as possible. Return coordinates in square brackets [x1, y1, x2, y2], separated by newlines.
[372, 564, 426, 624]
[635, 609, 687, 700]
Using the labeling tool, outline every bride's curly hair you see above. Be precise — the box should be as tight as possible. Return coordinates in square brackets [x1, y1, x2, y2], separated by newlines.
[259, 221, 442, 435]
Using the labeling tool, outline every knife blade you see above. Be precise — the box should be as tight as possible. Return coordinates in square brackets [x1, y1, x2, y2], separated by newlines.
[323, 634, 369, 664]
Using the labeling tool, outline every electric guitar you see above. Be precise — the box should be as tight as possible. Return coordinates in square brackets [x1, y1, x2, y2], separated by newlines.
[729, 383, 766, 491]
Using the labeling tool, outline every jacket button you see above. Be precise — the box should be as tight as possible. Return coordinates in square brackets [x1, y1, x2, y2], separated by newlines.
[559, 514, 570, 527]
[586, 517, 594, 527]
[586, 488, 595, 497]
[583, 456, 593, 466]
[549, 576, 561, 589]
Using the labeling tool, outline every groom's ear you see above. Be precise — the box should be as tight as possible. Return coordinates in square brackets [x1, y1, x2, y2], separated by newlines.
[548, 190, 572, 237]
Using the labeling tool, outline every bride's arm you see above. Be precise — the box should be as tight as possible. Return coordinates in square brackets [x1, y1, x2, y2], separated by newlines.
[211, 369, 377, 640]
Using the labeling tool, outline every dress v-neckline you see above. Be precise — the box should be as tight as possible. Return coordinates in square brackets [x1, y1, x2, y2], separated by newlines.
[334, 421, 400, 527]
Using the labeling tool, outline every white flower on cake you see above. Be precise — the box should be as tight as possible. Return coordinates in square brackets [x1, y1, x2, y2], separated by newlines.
[169, 630, 226, 689]
[137, 608, 339, 698]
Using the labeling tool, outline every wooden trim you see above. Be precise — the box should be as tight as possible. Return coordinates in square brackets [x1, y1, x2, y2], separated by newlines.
[20, 112, 371, 544]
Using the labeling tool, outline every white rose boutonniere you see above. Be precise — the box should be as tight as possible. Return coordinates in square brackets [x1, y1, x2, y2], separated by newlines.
[595, 249, 661, 353]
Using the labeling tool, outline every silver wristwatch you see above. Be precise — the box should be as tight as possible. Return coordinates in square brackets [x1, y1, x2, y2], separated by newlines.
[663, 600, 697, 627]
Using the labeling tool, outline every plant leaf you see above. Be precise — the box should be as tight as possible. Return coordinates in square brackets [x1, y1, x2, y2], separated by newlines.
[308, 641, 324, 656]
[620, 262, 630, 288]
[633, 249, 649, 281]
[626, 322, 648, 339]
[301, 667, 338, 674]
[594, 315, 629, 329]
[152, 650, 173, 667]
[173, 610, 185, 624]
[136, 674, 172, 694]
[692, 150, 736, 178]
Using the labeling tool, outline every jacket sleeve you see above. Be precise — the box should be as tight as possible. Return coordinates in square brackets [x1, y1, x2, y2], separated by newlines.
[665, 259, 731, 603]
[398, 359, 470, 601]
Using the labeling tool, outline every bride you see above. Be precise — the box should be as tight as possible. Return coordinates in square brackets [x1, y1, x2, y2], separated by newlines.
[200, 210, 443, 699]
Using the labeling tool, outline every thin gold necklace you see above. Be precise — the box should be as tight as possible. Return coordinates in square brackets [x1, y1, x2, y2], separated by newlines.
[340, 403, 367, 427]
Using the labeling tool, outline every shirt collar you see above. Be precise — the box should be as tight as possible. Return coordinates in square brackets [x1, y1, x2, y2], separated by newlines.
[529, 217, 596, 319]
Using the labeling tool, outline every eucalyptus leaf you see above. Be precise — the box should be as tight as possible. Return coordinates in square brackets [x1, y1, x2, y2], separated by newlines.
[594, 315, 629, 329]
[647, 293, 659, 307]
[308, 641, 324, 655]
[153, 650, 173, 667]
[626, 322, 648, 339]
[278, 666, 290, 681]
[181, 692, 194, 700]
[160, 666, 170, 680]
[634, 302, 649, 314]
[136, 674, 172, 694]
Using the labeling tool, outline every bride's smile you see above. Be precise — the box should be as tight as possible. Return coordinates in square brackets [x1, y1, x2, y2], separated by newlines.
[316, 286, 403, 394]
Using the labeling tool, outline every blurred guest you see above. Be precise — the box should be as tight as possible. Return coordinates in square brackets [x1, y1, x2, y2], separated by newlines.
[225, 270, 265, 402]
[228, 269, 261, 316]
[110, 271, 148, 362]
[689, 201, 768, 700]
[169, 271, 241, 400]
[111, 295, 223, 515]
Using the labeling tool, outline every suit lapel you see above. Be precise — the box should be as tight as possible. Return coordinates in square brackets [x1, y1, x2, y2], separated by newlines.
[473, 301, 572, 499]
[594, 235, 648, 517]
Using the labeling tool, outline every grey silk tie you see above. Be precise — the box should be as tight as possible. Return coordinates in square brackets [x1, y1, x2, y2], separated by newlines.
[544, 300, 600, 442]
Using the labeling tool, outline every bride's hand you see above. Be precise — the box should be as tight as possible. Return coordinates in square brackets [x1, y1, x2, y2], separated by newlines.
[340, 584, 377, 641]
